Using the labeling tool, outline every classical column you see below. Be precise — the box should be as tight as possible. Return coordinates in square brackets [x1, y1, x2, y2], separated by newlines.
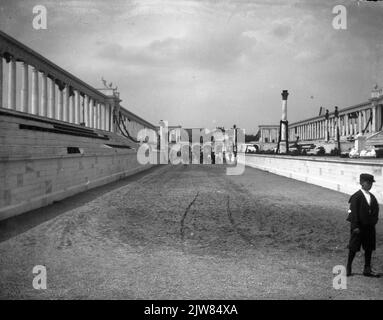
[58, 87, 64, 120]
[20, 62, 29, 112]
[8, 58, 16, 110]
[97, 102, 102, 130]
[358, 111, 362, 134]
[89, 98, 94, 128]
[69, 93, 75, 123]
[0, 56, 3, 109]
[49, 78, 56, 119]
[344, 114, 349, 136]
[63, 84, 69, 122]
[74, 90, 81, 124]
[372, 105, 377, 133]
[41, 73, 48, 117]
[106, 104, 110, 131]
[84, 95, 89, 126]
[31, 67, 39, 115]
[362, 109, 367, 130]
[279, 90, 289, 152]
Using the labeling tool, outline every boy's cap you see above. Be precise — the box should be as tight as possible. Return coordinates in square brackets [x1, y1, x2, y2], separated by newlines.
[360, 173, 375, 183]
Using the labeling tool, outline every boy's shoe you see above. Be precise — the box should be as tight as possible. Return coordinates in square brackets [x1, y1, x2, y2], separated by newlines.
[363, 267, 380, 278]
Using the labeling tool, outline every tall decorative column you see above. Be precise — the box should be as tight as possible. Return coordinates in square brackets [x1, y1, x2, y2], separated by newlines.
[31, 67, 39, 115]
[74, 90, 80, 124]
[84, 95, 89, 126]
[97, 102, 101, 129]
[278, 90, 289, 153]
[58, 86, 64, 121]
[372, 104, 377, 133]
[41, 73, 48, 116]
[0, 56, 3, 109]
[63, 84, 69, 122]
[345, 114, 349, 136]
[362, 109, 367, 130]
[21, 62, 29, 112]
[69, 93, 74, 123]
[49, 78, 56, 119]
[89, 98, 94, 128]
[8, 58, 16, 110]
[358, 111, 363, 134]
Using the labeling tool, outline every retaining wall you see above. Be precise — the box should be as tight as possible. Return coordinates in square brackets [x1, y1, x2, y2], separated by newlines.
[241, 154, 383, 203]
[0, 110, 153, 221]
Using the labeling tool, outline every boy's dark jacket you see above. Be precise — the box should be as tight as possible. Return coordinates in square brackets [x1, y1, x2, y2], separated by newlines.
[347, 190, 379, 230]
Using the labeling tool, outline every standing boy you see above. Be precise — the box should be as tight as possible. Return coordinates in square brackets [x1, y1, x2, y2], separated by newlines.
[346, 173, 380, 277]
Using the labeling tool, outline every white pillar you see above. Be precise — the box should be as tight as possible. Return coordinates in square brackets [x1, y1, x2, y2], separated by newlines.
[63, 85, 69, 122]
[21, 62, 29, 112]
[89, 98, 94, 128]
[74, 90, 80, 124]
[344, 114, 349, 136]
[0, 56, 3, 109]
[68, 93, 74, 123]
[98, 102, 102, 129]
[8, 58, 16, 110]
[84, 95, 89, 126]
[41, 73, 48, 117]
[358, 111, 362, 134]
[49, 78, 55, 119]
[58, 87, 63, 120]
[31, 67, 39, 115]
[372, 105, 377, 133]
[362, 110, 367, 130]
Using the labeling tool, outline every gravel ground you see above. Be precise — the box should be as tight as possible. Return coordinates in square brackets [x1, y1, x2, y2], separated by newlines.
[0, 164, 382, 299]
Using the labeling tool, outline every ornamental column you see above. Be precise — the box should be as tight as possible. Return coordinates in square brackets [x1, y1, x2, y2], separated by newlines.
[49, 78, 56, 119]
[21, 62, 29, 112]
[31, 67, 39, 115]
[279, 90, 289, 153]
[41, 73, 48, 117]
[8, 58, 16, 110]
[74, 90, 81, 124]
[0, 56, 3, 109]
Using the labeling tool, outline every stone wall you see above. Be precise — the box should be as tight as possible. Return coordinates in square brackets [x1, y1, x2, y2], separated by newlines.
[0, 110, 153, 221]
[241, 154, 383, 204]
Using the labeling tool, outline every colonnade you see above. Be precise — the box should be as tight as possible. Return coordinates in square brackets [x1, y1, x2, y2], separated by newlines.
[0, 54, 113, 131]
[289, 105, 380, 142]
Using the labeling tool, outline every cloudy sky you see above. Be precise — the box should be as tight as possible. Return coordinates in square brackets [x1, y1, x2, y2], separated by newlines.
[0, 0, 382, 133]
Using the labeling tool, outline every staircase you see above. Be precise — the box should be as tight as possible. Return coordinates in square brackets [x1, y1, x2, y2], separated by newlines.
[366, 131, 383, 148]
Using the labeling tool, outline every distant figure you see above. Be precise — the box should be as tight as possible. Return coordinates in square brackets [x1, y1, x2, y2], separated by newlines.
[346, 173, 380, 277]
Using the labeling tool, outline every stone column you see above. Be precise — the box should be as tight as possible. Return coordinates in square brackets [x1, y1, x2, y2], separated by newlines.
[372, 104, 377, 133]
[63, 84, 70, 122]
[362, 109, 367, 130]
[344, 114, 349, 136]
[104, 104, 108, 131]
[69, 93, 74, 123]
[49, 78, 55, 119]
[31, 67, 39, 115]
[358, 111, 362, 134]
[74, 90, 81, 124]
[8, 58, 16, 110]
[0, 56, 3, 109]
[41, 73, 48, 117]
[20, 62, 29, 112]
[279, 90, 289, 153]
[58, 87, 64, 120]
[84, 95, 89, 126]
[89, 98, 94, 128]
[97, 102, 102, 129]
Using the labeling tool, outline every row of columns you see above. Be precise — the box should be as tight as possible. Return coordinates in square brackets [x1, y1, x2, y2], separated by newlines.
[0, 56, 113, 132]
[260, 128, 278, 143]
[290, 108, 377, 142]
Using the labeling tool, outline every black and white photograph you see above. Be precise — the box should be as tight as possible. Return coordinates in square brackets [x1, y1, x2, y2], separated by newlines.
[0, 0, 382, 307]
